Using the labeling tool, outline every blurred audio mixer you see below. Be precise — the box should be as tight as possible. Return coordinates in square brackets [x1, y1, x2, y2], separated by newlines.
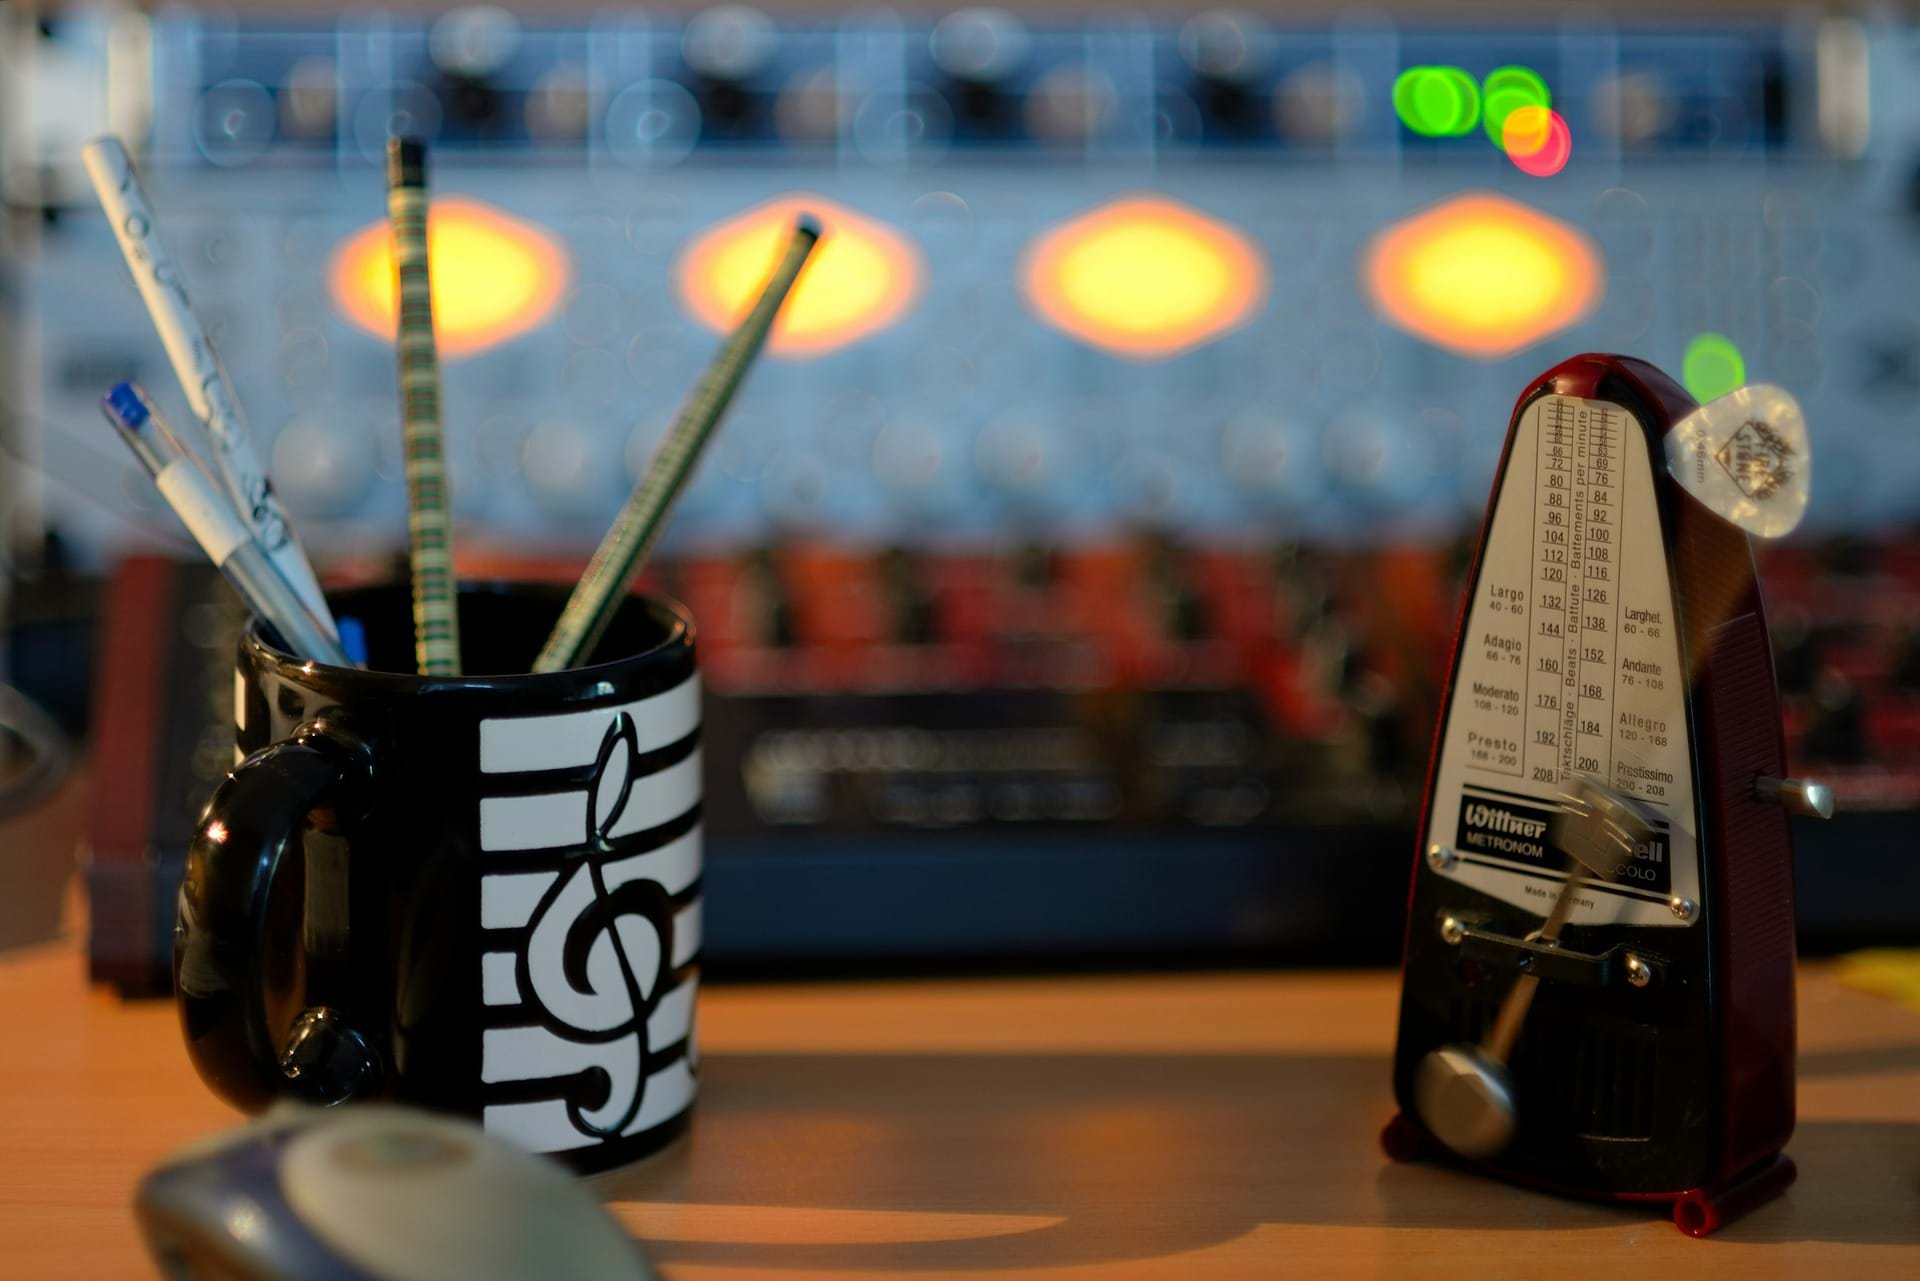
[7, 8, 1920, 971]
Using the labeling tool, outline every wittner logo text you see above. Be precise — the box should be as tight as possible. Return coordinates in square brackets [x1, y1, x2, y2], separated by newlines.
[1452, 791, 1673, 893]
[1456, 797, 1555, 863]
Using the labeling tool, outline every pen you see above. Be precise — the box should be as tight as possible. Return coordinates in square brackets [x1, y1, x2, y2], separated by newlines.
[101, 383, 351, 669]
[531, 215, 821, 673]
[81, 136, 338, 638]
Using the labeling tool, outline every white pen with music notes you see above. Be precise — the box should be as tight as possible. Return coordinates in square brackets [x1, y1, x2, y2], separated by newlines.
[81, 135, 337, 637]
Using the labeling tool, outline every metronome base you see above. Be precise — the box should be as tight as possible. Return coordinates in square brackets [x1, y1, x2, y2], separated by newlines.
[1378, 1112, 1796, 1237]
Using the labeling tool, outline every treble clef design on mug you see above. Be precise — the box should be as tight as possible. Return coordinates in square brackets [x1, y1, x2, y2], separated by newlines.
[475, 676, 704, 1158]
[511, 712, 682, 1140]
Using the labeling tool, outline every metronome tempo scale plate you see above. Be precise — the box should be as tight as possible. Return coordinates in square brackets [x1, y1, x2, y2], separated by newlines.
[1425, 392, 1700, 930]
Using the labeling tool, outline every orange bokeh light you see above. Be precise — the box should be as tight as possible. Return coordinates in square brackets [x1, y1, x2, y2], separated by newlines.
[1021, 196, 1267, 360]
[1364, 192, 1601, 360]
[677, 195, 921, 358]
[329, 198, 570, 359]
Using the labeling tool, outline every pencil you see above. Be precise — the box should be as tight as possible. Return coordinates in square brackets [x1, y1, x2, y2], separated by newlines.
[81, 136, 337, 638]
[386, 137, 462, 676]
[531, 215, 821, 673]
[102, 383, 351, 668]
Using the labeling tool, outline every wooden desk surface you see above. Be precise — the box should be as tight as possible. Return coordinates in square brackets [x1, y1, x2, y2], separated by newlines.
[3, 925, 1918, 1280]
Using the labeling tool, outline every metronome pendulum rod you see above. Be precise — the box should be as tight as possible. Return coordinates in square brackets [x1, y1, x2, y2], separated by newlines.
[1415, 776, 1636, 1159]
[1480, 868, 1584, 1066]
[1415, 874, 1594, 1160]
[1483, 774, 1644, 1064]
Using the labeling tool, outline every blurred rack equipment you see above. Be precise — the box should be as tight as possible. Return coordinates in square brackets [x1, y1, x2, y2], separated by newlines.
[7, 7, 1919, 982]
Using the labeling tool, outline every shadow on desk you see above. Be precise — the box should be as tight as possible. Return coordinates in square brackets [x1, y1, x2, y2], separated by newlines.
[596, 1052, 1920, 1271]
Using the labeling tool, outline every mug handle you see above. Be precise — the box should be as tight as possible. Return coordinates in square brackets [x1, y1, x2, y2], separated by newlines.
[175, 719, 383, 1111]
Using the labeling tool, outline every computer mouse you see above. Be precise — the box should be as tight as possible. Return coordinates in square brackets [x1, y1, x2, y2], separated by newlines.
[136, 1104, 656, 1281]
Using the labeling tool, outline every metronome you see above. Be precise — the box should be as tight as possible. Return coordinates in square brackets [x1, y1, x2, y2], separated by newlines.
[1382, 353, 1830, 1235]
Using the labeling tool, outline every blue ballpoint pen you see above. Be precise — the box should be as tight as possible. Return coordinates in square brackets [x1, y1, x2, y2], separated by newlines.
[102, 382, 352, 668]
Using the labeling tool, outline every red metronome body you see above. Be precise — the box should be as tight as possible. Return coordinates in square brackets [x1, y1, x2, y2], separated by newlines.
[1383, 354, 1803, 1235]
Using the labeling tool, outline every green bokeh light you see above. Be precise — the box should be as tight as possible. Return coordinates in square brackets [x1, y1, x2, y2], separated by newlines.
[1393, 66, 1481, 137]
[1682, 333, 1748, 403]
[1481, 66, 1551, 148]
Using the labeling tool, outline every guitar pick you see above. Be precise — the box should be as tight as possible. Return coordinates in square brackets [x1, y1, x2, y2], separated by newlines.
[1664, 384, 1810, 539]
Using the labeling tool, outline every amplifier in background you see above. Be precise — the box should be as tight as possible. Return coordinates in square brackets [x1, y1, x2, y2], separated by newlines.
[85, 535, 1920, 993]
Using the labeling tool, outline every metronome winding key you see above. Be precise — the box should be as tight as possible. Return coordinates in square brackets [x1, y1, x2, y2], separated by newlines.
[1753, 776, 1834, 820]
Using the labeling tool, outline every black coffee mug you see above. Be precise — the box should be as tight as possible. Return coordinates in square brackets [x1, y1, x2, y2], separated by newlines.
[176, 581, 703, 1174]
